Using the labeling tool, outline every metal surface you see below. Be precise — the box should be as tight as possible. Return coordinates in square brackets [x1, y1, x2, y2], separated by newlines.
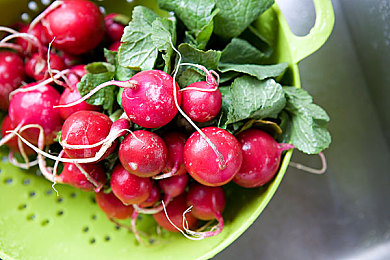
[215, 0, 390, 259]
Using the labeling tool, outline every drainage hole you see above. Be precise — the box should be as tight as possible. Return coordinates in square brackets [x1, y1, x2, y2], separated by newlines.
[104, 235, 111, 242]
[23, 178, 31, 185]
[70, 192, 77, 198]
[41, 219, 50, 226]
[45, 189, 53, 196]
[56, 210, 64, 216]
[57, 197, 63, 203]
[89, 238, 96, 244]
[18, 204, 27, 210]
[83, 226, 89, 233]
[91, 214, 97, 220]
[29, 191, 36, 197]
[4, 178, 13, 184]
[27, 214, 36, 221]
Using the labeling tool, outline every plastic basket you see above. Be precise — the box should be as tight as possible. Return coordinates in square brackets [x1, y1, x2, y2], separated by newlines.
[0, 1, 334, 259]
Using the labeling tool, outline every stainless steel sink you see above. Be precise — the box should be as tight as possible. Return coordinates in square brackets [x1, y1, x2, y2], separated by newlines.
[215, 0, 390, 259]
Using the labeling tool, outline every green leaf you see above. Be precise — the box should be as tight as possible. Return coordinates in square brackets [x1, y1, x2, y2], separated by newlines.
[117, 88, 124, 108]
[218, 62, 288, 80]
[218, 86, 232, 128]
[157, 0, 216, 33]
[213, 0, 274, 38]
[220, 38, 266, 64]
[178, 43, 221, 70]
[151, 17, 176, 73]
[118, 6, 159, 70]
[104, 49, 136, 81]
[177, 67, 204, 87]
[225, 76, 286, 125]
[77, 63, 117, 114]
[282, 86, 331, 154]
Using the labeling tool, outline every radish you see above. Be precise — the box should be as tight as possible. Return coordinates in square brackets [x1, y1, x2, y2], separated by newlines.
[138, 182, 161, 208]
[184, 127, 243, 187]
[57, 161, 106, 192]
[153, 194, 198, 233]
[110, 164, 152, 205]
[16, 23, 50, 53]
[55, 70, 182, 129]
[67, 64, 86, 85]
[104, 13, 126, 42]
[0, 51, 25, 110]
[58, 82, 101, 120]
[24, 52, 67, 81]
[96, 191, 134, 220]
[108, 41, 121, 52]
[159, 173, 189, 199]
[7, 83, 63, 146]
[181, 68, 222, 123]
[234, 129, 294, 188]
[154, 132, 187, 179]
[185, 183, 226, 239]
[1, 115, 34, 156]
[60, 111, 115, 160]
[41, 0, 105, 55]
[119, 130, 167, 178]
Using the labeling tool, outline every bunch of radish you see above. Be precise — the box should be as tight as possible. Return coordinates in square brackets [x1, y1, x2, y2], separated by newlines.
[0, 0, 326, 244]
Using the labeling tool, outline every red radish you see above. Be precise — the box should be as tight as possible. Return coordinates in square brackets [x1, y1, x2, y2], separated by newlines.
[119, 130, 167, 178]
[184, 127, 243, 187]
[121, 70, 181, 128]
[1, 115, 34, 156]
[185, 183, 225, 238]
[96, 191, 134, 220]
[58, 82, 101, 120]
[181, 81, 222, 123]
[153, 194, 198, 233]
[57, 162, 106, 192]
[7, 83, 62, 145]
[0, 51, 25, 110]
[54, 70, 182, 129]
[16, 23, 50, 53]
[59, 52, 82, 67]
[108, 41, 121, 52]
[110, 164, 152, 205]
[154, 132, 187, 179]
[60, 111, 115, 160]
[68, 64, 87, 85]
[41, 0, 105, 55]
[24, 52, 67, 81]
[105, 13, 126, 42]
[139, 182, 161, 208]
[234, 129, 294, 188]
[159, 173, 189, 199]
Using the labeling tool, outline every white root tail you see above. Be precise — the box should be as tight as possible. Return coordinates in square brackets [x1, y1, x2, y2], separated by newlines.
[289, 152, 327, 175]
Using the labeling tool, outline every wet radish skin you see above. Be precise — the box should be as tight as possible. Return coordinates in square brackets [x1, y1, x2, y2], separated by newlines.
[0, 51, 25, 110]
[233, 129, 293, 188]
[1, 115, 35, 155]
[119, 130, 167, 178]
[162, 132, 187, 176]
[95, 191, 134, 220]
[110, 164, 152, 205]
[184, 127, 243, 187]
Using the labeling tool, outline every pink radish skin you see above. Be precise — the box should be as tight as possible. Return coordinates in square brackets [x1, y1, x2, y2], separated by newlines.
[104, 13, 125, 42]
[0, 51, 25, 110]
[184, 127, 243, 187]
[95, 191, 134, 220]
[119, 130, 167, 178]
[234, 129, 294, 188]
[60, 111, 115, 160]
[185, 183, 226, 238]
[24, 52, 67, 81]
[8, 83, 63, 145]
[1, 115, 34, 156]
[139, 182, 161, 208]
[159, 173, 189, 199]
[60, 52, 82, 68]
[110, 164, 152, 205]
[108, 41, 121, 52]
[58, 82, 101, 120]
[16, 23, 50, 53]
[153, 194, 198, 233]
[155, 132, 187, 179]
[57, 162, 106, 192]
[68, 64, 87, 85]
[41, 0, 105, 55]
[121, 70, 182, 128]
[181, 81, 222, 123]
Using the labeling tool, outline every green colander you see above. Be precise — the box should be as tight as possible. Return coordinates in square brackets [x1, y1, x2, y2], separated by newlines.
[0, 1, 334, 259]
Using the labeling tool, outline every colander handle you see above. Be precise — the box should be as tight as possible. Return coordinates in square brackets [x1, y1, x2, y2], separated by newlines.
[279, 0, 335, 64]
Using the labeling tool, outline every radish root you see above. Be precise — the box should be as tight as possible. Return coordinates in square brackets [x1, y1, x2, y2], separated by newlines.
[289, 152, 327, 175]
